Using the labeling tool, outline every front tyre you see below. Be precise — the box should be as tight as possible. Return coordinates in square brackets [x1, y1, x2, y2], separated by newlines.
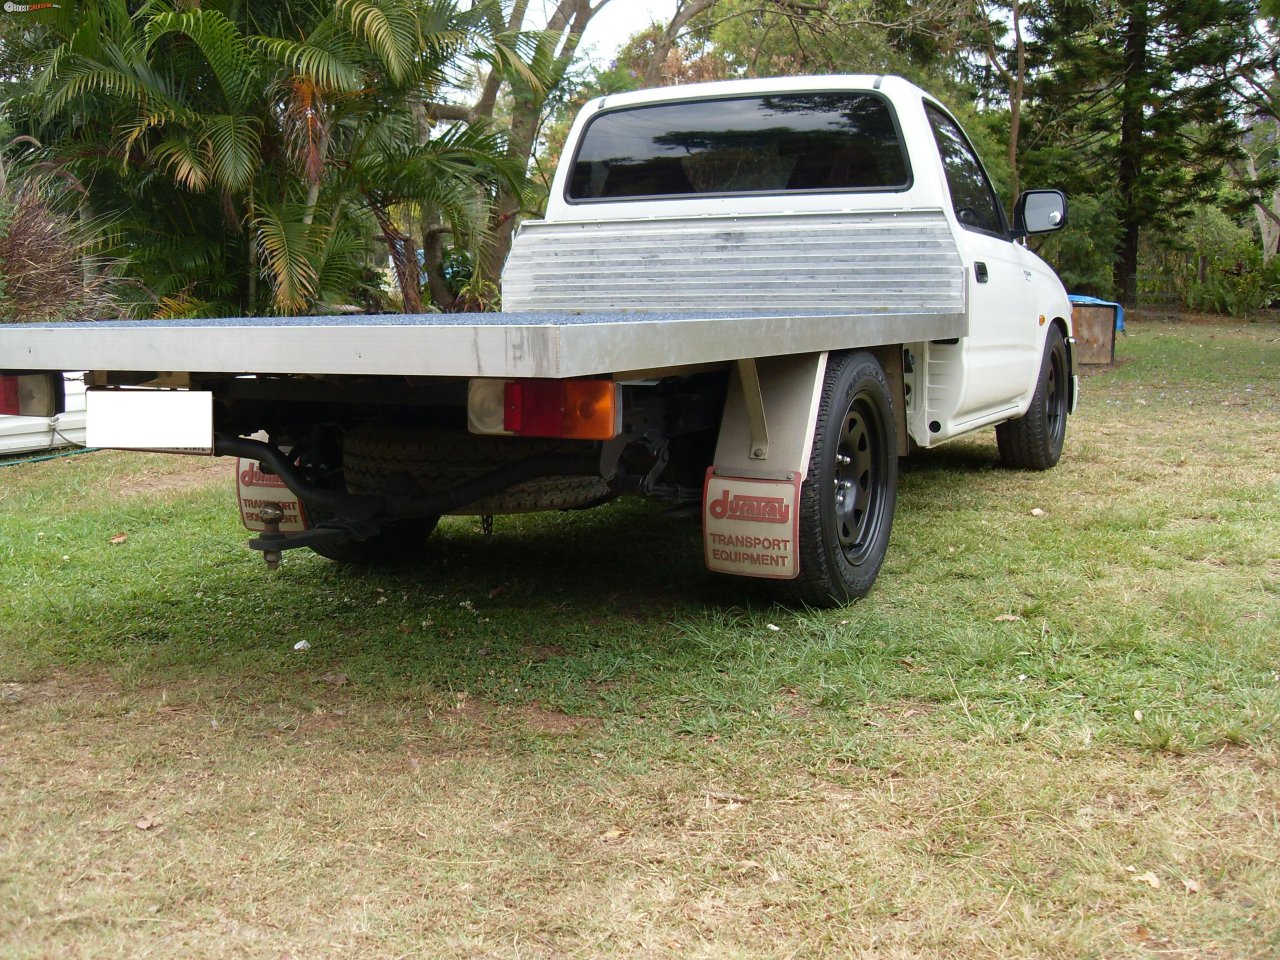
[996, 325, 1069, 471]
[776, 351, 899, 608]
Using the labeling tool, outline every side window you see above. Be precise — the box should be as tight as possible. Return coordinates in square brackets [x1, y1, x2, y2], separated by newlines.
[925, 104, 1005, 236]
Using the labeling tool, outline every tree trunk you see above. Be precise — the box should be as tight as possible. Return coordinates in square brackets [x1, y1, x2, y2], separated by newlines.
[1007, 0, 1024, 208]
[1114, 1, 1148, 307]
[1241, 153, 1280, 263]
[372, 203, 422, 314]
[480, 103, 539, 285]
[642, 0, 717, 87]
[422, 211, 455, 310]
[476, 0, 612, 290]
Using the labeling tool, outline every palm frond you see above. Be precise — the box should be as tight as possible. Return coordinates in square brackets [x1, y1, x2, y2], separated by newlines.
[201, 114, 262, 193]
[143, 9, 258, 109]
[150, 136, 209, 192]
[314, 220, 369, 304]
[254, 36, 362, 93]
[337, 0, 414, 84]
[472, 30, 549, 95]
[253, 201, 322, 314]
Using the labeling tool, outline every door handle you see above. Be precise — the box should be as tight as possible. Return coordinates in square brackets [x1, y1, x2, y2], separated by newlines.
[974, 262, 989, 283]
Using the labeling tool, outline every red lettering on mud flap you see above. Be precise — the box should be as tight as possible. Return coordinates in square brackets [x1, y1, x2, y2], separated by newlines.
[703, 469, 802, 580]
[236, 458, 310, 533]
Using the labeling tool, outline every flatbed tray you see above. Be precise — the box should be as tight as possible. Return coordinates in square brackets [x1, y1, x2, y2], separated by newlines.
[2, 309, 966, 379]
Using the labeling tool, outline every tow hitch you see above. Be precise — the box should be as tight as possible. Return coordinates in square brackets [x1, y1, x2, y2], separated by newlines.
[218, 434, 601, 569]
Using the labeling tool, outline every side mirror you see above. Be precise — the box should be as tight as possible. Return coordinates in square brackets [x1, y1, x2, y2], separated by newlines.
[1013, 189, 1067, 238]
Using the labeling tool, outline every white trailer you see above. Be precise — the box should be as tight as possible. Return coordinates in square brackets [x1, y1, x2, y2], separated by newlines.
[0, 76, 1076, 606]
[0, 372, 86, 456]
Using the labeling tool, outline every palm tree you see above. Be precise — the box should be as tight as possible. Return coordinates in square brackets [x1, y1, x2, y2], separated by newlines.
[8, 0, 525, 316]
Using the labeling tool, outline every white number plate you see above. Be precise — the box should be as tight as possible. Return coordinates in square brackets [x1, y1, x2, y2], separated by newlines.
[86, 389, 214, 455]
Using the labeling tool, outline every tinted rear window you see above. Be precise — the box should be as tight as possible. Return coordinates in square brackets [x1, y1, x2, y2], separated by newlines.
[568, 92, 910, 201]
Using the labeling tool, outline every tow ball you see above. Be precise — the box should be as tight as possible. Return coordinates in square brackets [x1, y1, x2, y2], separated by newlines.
[256, 504, 285, 570]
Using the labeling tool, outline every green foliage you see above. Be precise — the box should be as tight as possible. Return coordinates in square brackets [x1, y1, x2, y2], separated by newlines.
[700, 0, 968, 89]
[1020, 0, 1265, 303]
[1034, 192, 1121, 298]
[3, 0, 521, 317]
[1141, 205, 1278, 316]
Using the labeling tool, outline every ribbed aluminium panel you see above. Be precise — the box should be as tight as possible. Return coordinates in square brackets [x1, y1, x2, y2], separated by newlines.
[502, 210, 965, 315]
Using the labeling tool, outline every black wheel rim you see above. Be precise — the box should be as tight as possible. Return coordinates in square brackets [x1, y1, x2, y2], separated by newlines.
[1046, 341, 1068, 450]
[833, 390, 889, 566]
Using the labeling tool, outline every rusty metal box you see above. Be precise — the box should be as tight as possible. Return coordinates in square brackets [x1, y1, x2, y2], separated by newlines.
[1071, 303, 1118, 364]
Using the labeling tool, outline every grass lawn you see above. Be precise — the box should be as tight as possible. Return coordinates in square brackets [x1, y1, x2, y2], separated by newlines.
[1, 314, 1277, 959]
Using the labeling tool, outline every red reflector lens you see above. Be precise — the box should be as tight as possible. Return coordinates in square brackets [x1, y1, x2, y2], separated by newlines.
[0, 376, 20, 416]
[503, 379, 618, 440]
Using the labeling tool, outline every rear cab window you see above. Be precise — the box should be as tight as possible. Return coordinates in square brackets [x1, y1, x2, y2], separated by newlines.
[568, 92, 912, 202]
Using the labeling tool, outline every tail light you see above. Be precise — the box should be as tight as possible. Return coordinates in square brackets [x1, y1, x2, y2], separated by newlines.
[0, 374, 61, 417]
[468, 378, 620, 441]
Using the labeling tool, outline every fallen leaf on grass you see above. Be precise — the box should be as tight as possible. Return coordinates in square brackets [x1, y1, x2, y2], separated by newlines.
[293, 640, 311, 652]
[1183, 878, 1201, 894]
[600, 828, 629, 843]
[1134, 871, 1161, 889]
[134, 816, 163, 831]
[1030, 508, 1046, 517]
[109, 532, 128, 545]
[1133, 709, 1144, 722]
[995, 614, 1023, 622]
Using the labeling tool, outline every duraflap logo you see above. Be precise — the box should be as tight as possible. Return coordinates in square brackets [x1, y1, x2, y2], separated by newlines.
[239, 461, 287, 489]
[707, 489, 790, 524]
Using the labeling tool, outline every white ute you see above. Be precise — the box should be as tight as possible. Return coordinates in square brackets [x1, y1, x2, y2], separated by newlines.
[0, 75, 1076, 607]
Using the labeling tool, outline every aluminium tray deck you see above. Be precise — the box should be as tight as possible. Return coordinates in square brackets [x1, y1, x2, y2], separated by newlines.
[1, 309, 966, 380]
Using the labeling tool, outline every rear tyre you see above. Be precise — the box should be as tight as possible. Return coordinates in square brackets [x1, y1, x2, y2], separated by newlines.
[996, 325, 1069, 471]
[342, 423, 609, 514]
[775, 351, 898, 608]
[308, 516, 440, 567]
[301, 434, 440, 567]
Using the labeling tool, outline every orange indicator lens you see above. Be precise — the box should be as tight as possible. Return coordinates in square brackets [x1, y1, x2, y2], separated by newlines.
[503, 379, 619, 440]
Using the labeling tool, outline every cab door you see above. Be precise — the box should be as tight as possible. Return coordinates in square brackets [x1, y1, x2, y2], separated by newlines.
[924, 103, 1038, 424]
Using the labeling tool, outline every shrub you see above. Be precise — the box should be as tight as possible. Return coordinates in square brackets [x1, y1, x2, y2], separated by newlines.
[0, 158, 130, 323]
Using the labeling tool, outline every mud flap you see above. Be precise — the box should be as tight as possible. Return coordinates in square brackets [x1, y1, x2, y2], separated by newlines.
[236, 458, 310, 532]
[703, 470, 802, 580]
[703, 352, 826, 581]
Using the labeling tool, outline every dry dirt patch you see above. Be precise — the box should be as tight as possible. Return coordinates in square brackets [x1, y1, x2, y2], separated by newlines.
[0, 671, 122, 708]
[110, 456, 230, 498]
